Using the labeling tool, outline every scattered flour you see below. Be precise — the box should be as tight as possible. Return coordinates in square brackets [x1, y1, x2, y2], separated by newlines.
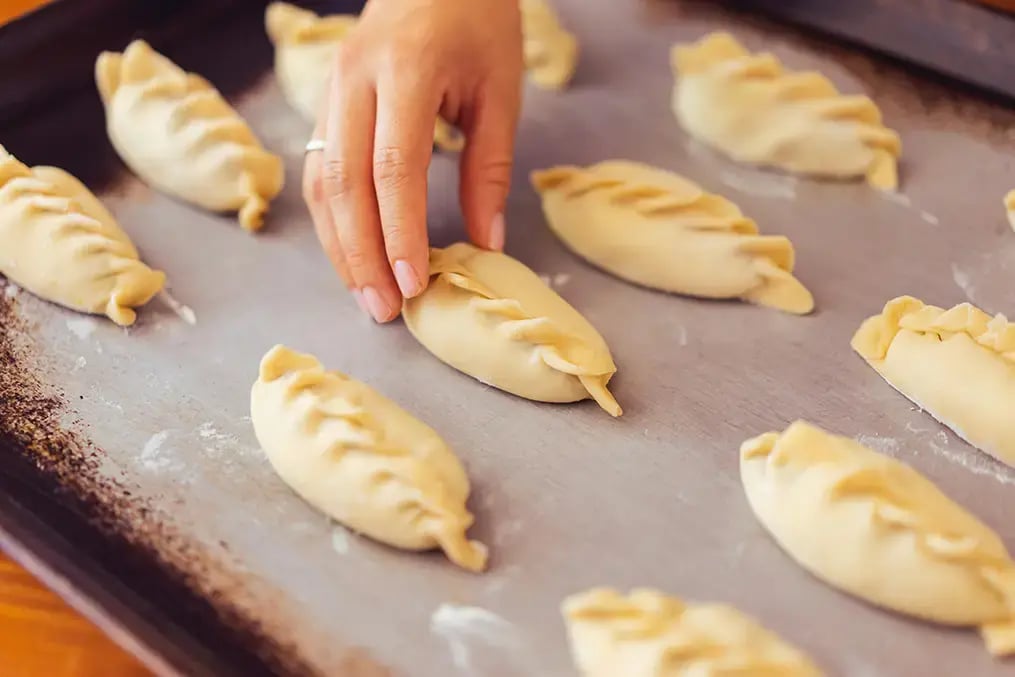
[493, 519, 523, 547]
[72, 356, 87, 372]
[158, 289, 197, 325]
[919, 210, 940, 225]
[856, 434, 901, 456]
[331, 525, 351, 555]
[552, 273, 571, 288]
[880, 191, 913, 208]
[430, 604, 529, 675]
[537, 273, 552, 286]
[717, 170, 797, 200]
[676, 327, 689, 347]
[951, 263, 978, 303]
[66, 317, 98, 340]
[3, 283, 18, 299]
[140, 430, 174, 472]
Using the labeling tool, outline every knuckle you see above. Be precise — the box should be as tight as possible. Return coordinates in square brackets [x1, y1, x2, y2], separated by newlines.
[373, 146, 414, 191]
[476, 157, 513, 189]
[322, 158, 357, 196]
[341, 241, 373, 273]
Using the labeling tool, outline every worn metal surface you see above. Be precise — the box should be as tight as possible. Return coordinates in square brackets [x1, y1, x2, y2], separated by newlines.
[2, 0, 1015, 674]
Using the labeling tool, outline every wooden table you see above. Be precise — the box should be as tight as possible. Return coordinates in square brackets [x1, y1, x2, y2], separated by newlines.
[0, 550, 148, 676]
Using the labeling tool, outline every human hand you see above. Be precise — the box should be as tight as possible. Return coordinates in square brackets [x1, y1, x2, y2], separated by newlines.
[303, 0, 524, 322]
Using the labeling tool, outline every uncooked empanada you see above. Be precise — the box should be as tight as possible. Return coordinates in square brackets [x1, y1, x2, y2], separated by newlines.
[96, 40, 284, 231]
[851, 295, 1015, 467]
[672, 32, 901, 190]
[265, 2, 465, 152]
[741, 420, 1015, 656]
[562, 588, 822, 676]
[0, 146, 164, 326]
[250, 345, 488, 572]
[403, 243, 621, 416]
[1005, 190, 1015, 232]
[521, 0, 578, 90]
[531, 160, 814, 314]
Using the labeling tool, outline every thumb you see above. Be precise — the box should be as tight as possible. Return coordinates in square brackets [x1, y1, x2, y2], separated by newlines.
[459, 89, 519, 251]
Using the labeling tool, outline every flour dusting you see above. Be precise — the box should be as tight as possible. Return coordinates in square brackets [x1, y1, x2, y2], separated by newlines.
[919, 210, 940, 225]
[717, 170, 797, 200]
[140, 430, 173, 472]
[676, 327, 689, 347]
[66, 317, 98, 340]
[951, 264, 978, 303]
[880, 191, 912, 208]
[552, 273, 571, 288]
[72, 356, 87, 372]
[856, 434, 901, 456]
[331, 525, 351, 555]
[158, 289, 197, 325]
[3, 283, 18, 299]
[537, 273, 552, 286]
[430, 604, 529, 675]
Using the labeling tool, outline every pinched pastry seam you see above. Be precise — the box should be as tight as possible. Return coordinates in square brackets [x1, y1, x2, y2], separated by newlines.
[563, 587, 820, 674]
[0, 149, 164, 326]
[852, 295, 1015, 364]
[266, 1, 356, 45]
[531, 162, 814, 314]
[520, 0, 578, 90]
[96, 41, 281, 231]
[743, 428, 1015, 656]
[672, 32, 901, 189]
[429, 247, 622, 416]
[259, 346, 488, 571]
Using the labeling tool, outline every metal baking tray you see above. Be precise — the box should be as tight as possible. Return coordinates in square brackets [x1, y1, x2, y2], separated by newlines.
[1, 0, 1014, 674]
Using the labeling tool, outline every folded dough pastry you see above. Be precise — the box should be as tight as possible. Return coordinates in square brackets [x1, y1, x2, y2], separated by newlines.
[672, 32, 901, 190]
[0, 146, 165, 326]
[95, 40, 284, 231]
[265, 2, 465, 152]
[562, 588, 822, 676]
[851, 295, 1015, 467]
[531, 160, 814, 314]
[741, 421, 1015, 656]
[250, 345, 488, 572]
[521, 0, 578, 90]
[402, 243, 621, 416]
[1005, 190, 1015, 232]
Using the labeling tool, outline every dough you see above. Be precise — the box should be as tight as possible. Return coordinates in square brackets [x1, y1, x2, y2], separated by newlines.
[741, 421, 1015, 656]
[521, 0, 578, 90]
[265, 2, 465, 152]
[95, 40, 284, 231]
[250, 345, 488, 572]
[531, 160, 814, 314]
[0, 146, 165, 326]
[1005, 190, 1015, 232]
[402, 243, 621, 416]
[671, 32, 901, 190]
[851, 295, 1015, 467]
[562, 588, 822, 676]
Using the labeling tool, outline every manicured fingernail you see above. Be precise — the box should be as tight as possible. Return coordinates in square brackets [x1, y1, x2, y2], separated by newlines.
[361, 286, 393, 322]
[352, 289, 369, 315]
[393, 259, 422, 297]
[487, 212, 505, 251]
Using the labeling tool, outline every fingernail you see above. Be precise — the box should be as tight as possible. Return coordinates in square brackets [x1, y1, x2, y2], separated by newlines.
[393, 259, 422, 297]
[352, 289, 369, 315]
[361, 286, 394, 322]
[487, 212, 505, 251]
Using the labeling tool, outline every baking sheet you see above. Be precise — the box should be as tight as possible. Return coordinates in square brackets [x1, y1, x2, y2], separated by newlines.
[3, 0, 1015, 674]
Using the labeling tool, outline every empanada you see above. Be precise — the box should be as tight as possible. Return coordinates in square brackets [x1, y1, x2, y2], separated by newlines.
[521, 0, 578, 90]
[0, 146, 164, 326]
[402, 243, 621, 416]
[265, 2, 465, 152]
[95, 40, 284, 231]
[1005, 190, 1015, 232]
[741, 421, 1015, 656]
[250, 345, 488, 572]
[562, 588, 822, 676]
[672, 32, 901, 190]
[531, 160, 814, 314]
[851, 295, 1015, 467]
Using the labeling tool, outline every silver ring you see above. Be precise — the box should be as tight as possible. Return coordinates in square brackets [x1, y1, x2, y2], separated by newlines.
[305, 139, 326, 154]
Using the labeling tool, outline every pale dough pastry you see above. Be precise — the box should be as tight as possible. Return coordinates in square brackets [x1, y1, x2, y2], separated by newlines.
[531, 160, 814, 314]
[741, 421, 1015, 656]
[0, 146, 165, 326]
[1005, 190, 1015, 232]
[672, 32, 901, 190]
[562, 588, 822, 676]
[265, 2, 465, 152]
[95, 40, 284, 231]
[402, 243, 621, 416]
[250, 345, 488, 572]
[851, 295, 1015, 467]
[521, 0, 578, 90]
